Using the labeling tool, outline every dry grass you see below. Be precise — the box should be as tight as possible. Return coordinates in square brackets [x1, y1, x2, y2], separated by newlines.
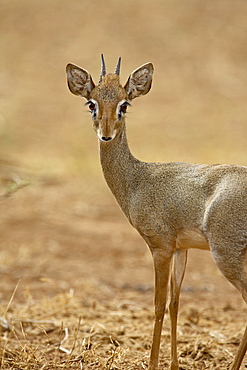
[0, 278, 245, 370]
[1, 0, 247, 368]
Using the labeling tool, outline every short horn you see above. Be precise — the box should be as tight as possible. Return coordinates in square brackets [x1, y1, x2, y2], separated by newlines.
[115, 57, 121, 75]
[99, 54, 106, 84]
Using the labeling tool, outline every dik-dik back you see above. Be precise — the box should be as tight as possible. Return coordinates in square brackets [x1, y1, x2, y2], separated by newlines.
[66, 56, 247, 370]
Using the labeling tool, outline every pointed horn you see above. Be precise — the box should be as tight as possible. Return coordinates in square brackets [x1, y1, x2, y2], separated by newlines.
[99, 54, 106, 84]
[115, 57, 121, 75]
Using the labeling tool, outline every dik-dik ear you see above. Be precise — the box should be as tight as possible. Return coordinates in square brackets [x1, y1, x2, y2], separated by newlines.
[124, 63, 154, 101]
[66, 64, 95, 99]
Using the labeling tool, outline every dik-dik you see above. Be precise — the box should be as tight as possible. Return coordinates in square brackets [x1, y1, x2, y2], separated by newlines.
[66, 55, 247, 370]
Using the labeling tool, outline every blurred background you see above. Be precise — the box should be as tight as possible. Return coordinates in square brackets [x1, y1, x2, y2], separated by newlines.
[1, 2, 247, 367]
[1, 0, 247, 182]
[0, 0, 247, 302]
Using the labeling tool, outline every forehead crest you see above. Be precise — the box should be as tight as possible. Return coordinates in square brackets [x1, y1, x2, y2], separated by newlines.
[92, 73, 127, 103]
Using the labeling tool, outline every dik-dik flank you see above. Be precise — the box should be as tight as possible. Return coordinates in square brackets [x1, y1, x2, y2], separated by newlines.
[66, 55, 247, 370]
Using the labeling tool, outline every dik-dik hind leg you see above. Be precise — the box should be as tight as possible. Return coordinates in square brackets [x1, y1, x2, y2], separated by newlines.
[231, 327, 247, 370]
[148, 244, 174, 370]
[211, 242, 247, 370]
[169, 249, 188, 370]
[229, 281, 247, 370]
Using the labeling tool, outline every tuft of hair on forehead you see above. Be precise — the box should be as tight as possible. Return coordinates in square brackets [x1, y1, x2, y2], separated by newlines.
[99, 73, 121, 87]
[91, 72, 127, 103]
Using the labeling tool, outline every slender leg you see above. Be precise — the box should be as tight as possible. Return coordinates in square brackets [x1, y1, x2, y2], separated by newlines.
[148, 246, 174, 370]
[230, 287, 247, 369]
[230, 326, 247, 370]
[169, 249, 188, 370]
[210, 234, 247, 370]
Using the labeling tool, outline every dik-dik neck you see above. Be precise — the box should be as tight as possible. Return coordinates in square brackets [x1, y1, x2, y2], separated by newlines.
[99, 124, 141, 214]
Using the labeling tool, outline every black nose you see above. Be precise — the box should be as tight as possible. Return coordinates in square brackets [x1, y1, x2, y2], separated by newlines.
[101, 136, 112, 142]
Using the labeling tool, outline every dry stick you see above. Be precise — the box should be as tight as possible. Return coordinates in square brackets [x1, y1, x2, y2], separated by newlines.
[3, 280, 20, 319]
[59, 328, 70, 354]
[12, 318, 59, 327]
[61, 317, 83, 366]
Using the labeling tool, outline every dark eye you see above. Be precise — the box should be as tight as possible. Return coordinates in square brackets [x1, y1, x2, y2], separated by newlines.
[88, 102, 96, 111]
[120, 102, 128, 114]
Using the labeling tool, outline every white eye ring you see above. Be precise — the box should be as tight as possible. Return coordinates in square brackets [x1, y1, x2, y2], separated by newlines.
[86, 99, 98, 119]
[117, 100, 130, 120]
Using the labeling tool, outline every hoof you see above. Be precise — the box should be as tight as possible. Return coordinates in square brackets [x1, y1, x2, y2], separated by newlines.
[170, 362, 179, 370]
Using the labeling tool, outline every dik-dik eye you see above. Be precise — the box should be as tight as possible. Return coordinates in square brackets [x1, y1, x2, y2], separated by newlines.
[118, 100, 130, 120]
[86, 99, 98, 119]
[120, 102, 129, 113]
[86, 100, 96, 111]
[88, 102, 95, 111]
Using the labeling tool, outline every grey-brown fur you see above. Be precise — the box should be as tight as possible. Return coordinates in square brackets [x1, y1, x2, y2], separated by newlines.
[66, 56, 247, 370]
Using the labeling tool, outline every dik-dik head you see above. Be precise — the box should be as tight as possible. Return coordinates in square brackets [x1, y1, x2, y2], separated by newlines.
[66, 55, 154, 142]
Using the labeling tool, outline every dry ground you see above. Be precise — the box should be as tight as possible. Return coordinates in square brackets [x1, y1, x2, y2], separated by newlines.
[0, 1, 247, 369]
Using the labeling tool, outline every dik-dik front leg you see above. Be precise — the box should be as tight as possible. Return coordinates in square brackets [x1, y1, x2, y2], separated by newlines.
[169, 249, 188, 370]
[148, 242, 174, 370]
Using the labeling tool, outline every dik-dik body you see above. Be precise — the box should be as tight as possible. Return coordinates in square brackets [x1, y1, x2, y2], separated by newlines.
[66, 55, 247, 370]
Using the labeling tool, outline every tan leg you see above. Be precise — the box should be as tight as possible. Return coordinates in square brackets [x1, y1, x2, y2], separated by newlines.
[230, 326, 247, 370]
[169, 249, 188, 370]
[210, 237, 247, 370]
[148, 246, 173, 370]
